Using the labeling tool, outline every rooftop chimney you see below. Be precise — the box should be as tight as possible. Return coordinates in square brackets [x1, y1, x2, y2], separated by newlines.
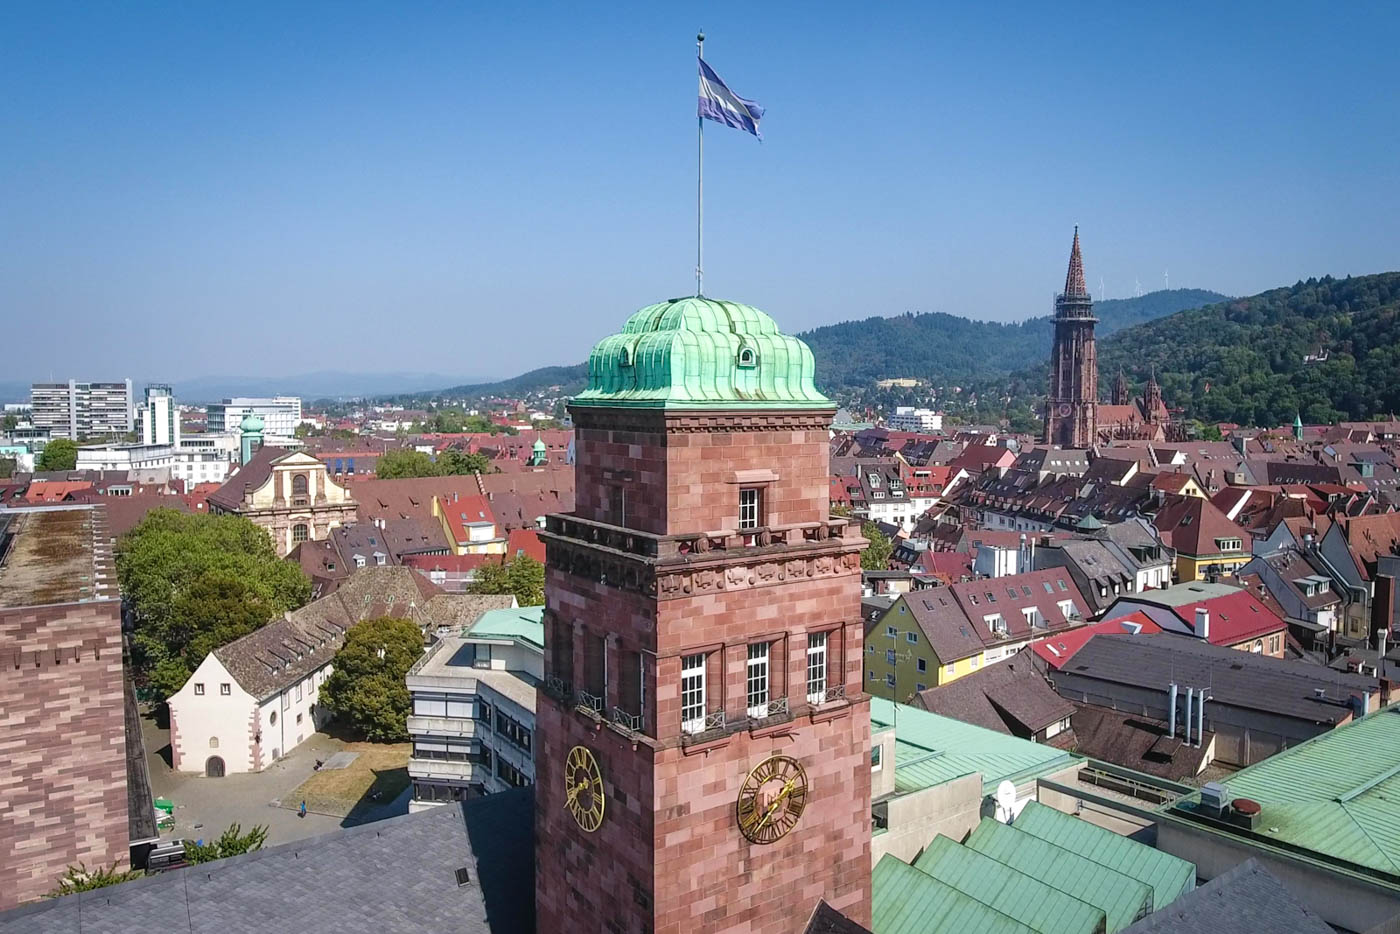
[1168, 682, 1178, 739]
[1196, 607, 1210, 642]
[1373, 574, 1395, 648]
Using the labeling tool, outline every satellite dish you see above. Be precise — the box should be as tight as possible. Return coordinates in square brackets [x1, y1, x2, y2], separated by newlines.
[994, 780, 1018, 823]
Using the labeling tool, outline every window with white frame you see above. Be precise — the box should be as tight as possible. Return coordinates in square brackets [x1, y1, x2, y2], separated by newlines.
[905, 631, 917, 644]
[747, 642, 770, 718]
[1058, 599, 1079, 619]
[944, 662, 955, 676]
[917, 657, 927, 672]
[1022, 607, 1044, 629]
[739, 488, 761, 530]
[193, 683, 205, 695]
[807, 632, 828, 704]
[681, 653, 707, 733]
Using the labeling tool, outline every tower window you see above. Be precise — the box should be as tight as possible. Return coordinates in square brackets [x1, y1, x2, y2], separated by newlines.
[746, 642, 770, 718]
[737, 347, 757, 368]
[806, 632, 828, 704]
[739, 488, 762, 530]
[680, 654, 707, 734]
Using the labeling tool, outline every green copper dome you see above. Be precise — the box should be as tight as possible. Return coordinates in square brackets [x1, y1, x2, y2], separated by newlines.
[572, 297, 831, 409]
[240, 412, 265, 433]
[532, 437, 547, 453]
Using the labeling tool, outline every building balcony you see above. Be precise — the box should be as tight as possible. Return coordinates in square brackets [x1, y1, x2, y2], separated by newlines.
[407, 716, 479, 739]
[408, 756, 489, 783]
[543, 513, 862, 564]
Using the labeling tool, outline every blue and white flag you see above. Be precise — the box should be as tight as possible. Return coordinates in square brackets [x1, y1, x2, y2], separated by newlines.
[698, 57, 764, 139]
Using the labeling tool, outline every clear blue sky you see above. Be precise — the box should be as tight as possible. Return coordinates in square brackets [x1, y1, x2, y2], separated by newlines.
[3, 1, 1397, 384]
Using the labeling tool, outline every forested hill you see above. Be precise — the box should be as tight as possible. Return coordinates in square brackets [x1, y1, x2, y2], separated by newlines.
[802, 289, 1225, 391]
[1094, 273, 1400, 427]
[426, 288, 1223, 400]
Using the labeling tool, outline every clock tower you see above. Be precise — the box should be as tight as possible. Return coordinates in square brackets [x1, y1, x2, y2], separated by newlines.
[536, 297, 872, 934]
[1044, 227, 1099, 448]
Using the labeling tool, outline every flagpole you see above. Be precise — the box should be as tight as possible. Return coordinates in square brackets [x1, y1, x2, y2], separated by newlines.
[696, 31, 705, 297]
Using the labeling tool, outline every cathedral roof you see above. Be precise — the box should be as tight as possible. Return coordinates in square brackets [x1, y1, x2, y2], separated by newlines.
[1063, 226, 1089, 298]
[573, 296, 831, 410]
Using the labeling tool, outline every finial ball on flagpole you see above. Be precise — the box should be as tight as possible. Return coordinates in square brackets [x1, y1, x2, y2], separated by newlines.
[697, 31, 705, 43]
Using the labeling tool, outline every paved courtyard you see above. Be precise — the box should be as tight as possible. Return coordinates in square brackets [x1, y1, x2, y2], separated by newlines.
[141, 707, 408, 847]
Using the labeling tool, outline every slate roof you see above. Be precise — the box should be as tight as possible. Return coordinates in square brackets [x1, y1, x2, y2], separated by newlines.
[206, 444, 282, 511]
[211, 567, 513, 700]
[1066, 703, 1211, 782]
[913, 649, 1074, 736]
[804, 900, 874, 934]
[1119, 858, 1332, 934]
[894, 589, 984, 663]
[1060, 633, 1377, 724]
[0, 789, 535, 933]
[1151, 495, 1248, 557]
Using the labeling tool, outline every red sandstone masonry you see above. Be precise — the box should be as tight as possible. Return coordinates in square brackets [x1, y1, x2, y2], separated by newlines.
[537, 406, 872, 934]
[0, 601, 129, 910]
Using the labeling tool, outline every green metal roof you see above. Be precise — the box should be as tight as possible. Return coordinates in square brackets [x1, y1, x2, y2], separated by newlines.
[870, 697, 1076, 796]
[1168, 706, 1400, 879]
[571, 296, 832, 409]
[466, 606, 544, 650]
[1117, 580, 1239, 608]
[1012, 801, 1195, 910]
[872, 854, 1038, 934]
[912, 834, 1107, 934]
[964, 820, 1153, 933]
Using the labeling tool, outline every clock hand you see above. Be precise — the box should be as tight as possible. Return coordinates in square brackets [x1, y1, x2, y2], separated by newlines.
[753, 779, 797, 832]
[565, 780, 587, 807]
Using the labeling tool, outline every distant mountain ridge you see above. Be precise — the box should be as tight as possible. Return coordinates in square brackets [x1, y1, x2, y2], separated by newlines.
[420, 288, 1226, 401]
[1091, 272, 1400, 426]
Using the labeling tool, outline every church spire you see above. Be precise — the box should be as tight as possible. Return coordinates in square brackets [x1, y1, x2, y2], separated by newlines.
[1063, 225, 1088, 298]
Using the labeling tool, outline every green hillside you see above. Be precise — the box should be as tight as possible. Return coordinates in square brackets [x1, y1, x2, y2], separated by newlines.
[426, 289, 1223, 401]
[1094, 272, 1400, 426]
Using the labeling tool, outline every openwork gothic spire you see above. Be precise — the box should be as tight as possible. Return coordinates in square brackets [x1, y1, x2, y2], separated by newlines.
[1063, 226, 1088, 298]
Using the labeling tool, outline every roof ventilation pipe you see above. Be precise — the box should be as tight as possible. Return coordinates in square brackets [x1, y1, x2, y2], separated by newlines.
[1183, 686, 1194, 746]
[1196, 608, 1210, 642]
[1168, 682, 1178, 739]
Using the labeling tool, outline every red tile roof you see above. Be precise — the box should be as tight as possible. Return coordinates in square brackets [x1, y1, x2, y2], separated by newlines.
[1174, 589, 1287, 647]
[1153, 494, 1249, 556]
[23, 481, 94, 503]
[505, 528, 545, 563]
[1032, 612, 1162, 669]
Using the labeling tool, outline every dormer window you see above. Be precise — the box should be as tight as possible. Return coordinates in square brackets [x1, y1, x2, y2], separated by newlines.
[737, 346, 757, 368]
[619, 346, 632, 367]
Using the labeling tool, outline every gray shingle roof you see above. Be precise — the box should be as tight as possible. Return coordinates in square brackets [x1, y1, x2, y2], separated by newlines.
[1063, 633, 1378, 723]
[1, 789, 535, 934]
[1119, 858, 1331, 934]
[212, 566, 514, 700]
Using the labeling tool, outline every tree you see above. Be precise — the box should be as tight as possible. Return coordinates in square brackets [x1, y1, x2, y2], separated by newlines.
[436, 448, 494, 475]
[48, 861, 142, 896]
[117, 510, 311, 694]
[1, 413, 17, 430]
[320, 617, 423, 741]
[0, 457, 15, 480]
[469, 554, 544, 606]
[375, 449, 440, 479]
[37, 438, 78, 471]
[860, 522, 893, 571]
[184, 823, 267, 864]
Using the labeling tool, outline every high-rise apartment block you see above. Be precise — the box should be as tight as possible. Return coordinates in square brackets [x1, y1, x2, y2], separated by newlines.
[206, 396, 303, 438]
[136, 384, 180, 447]
[29, 380, 134, 440]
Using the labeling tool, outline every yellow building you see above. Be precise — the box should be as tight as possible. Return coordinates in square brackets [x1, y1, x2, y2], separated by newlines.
[1154, 494, 1251, 582]
[865, 593, 984, 700]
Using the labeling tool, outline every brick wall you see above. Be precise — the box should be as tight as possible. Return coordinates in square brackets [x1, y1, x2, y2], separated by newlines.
[0, 600, 129, 909]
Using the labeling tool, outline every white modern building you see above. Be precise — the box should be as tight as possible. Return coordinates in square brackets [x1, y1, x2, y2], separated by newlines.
[137, 384, 180, 447]
[207, 396, 304, 438]
[407, 606, 541, 811]
[30, 380, 134, 439]
[888, 406, 944, 433]
[74, 434, 239, 490]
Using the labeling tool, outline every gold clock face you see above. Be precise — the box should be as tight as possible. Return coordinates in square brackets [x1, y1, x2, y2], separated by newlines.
[564, 745, 605, 832]
[736, 755, 808, 844]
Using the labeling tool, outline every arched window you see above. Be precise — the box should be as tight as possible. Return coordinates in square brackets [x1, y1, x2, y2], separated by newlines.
[737, 346, 758, 368]
[1252, 639, 1263, 653]
[292, 474, 309, 495]
[292, 523, 309, 543]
